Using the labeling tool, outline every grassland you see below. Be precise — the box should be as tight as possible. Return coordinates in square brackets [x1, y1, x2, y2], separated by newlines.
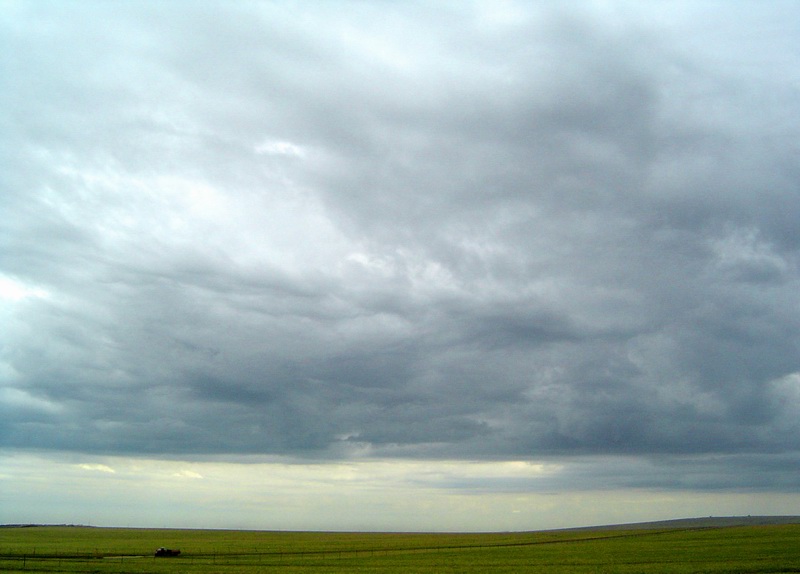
[1, 522, 798, 573]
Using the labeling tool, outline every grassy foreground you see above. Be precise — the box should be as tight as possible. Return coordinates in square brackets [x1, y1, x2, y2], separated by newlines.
[1, 523, 798, 573]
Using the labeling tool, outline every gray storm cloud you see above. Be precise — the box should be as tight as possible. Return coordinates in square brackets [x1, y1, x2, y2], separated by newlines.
[2, 1, 800, 491]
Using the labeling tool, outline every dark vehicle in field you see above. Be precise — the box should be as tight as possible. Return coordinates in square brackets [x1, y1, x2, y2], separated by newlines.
[154, 547, 181, 557]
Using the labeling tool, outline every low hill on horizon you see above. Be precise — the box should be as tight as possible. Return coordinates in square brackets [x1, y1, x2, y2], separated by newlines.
[558, 515, 800, 532]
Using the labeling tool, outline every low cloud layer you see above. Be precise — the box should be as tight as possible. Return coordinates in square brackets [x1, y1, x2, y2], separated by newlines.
[3, 1, 800, 499]
[2, 452, 797, 531]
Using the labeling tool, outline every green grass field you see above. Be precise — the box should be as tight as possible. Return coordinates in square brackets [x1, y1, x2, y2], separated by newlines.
[1, 523, 798, 573]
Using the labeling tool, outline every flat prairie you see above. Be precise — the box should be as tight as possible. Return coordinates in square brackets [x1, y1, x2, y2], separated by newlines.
[1, 519, 799, 573]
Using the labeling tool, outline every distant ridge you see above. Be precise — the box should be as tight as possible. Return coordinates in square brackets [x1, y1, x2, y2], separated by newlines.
[560, 515, 800, 532]
[2, 516, 798, 532]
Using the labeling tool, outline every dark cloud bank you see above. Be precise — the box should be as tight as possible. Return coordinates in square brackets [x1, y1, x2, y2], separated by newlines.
[2, 2, 800, 491]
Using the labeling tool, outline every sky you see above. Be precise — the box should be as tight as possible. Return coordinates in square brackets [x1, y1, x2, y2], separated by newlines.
[1, 0, 799, 532]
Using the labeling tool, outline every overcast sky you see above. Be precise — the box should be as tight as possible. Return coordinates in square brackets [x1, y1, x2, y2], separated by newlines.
[2, 0, 800, 531]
